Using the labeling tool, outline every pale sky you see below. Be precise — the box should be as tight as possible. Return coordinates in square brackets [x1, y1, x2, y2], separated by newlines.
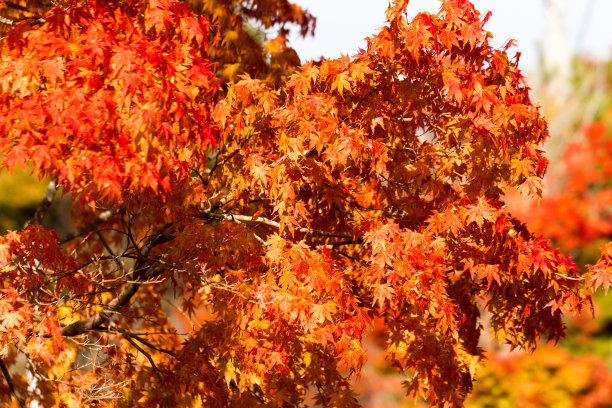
[288, 0, 612, 74]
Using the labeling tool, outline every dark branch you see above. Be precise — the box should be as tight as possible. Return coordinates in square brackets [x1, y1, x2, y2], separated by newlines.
[115, 327, 176, 357]
[60, 281, 140, 337]
[28, 177, 57, 226]
[122, 334, 171, 408]
[0, 359, 26, 408]
[60, 223, 174, 337]
[4, 1, 28, 11]
[60, 208, 118, 243]
[351, 86, 379, 113]
[96, 231, 126, 273]
[207, 130, 258, 184]
[51, 256, 116, 283]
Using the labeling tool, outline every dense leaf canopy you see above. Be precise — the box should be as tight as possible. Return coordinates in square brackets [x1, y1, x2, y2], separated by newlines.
[0, 0, 609, 407]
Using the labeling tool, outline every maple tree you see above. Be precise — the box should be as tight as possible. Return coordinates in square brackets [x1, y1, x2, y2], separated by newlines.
[1, 0, 611, 407]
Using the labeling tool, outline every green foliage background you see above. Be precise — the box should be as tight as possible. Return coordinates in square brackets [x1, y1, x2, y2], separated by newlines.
[0, 167, 47, 232]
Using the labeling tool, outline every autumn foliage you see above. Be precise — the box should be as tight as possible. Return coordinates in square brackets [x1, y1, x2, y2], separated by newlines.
[0, 0, 609, 407]
[467, 345, 612, 408]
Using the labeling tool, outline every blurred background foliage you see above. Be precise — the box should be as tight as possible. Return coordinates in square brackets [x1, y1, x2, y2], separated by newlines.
[0, 167, 47, 232]
[467, 346, 612, 408]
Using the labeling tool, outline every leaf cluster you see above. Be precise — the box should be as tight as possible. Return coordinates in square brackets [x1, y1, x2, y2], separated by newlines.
[0, 1, 601, 407]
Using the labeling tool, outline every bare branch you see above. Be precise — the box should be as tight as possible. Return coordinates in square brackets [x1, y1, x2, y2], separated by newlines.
[60, 224, 174, 337]
[60, 208, 118, 243]
[5, 1, 29, 12]
[209, 193, 235, 212]
[268, 146, 318, 169]
[200, 210, 354, 240]
[0, 359, 26, 408]
[0, 15, 15, 26]
[60, 281, 140, 337]
[322, 239, 363, 248]
[114, 327, 176, 357]
[26, 177, 57, 226]
[96, 231, 126, 273]
[350, 85, 379, 113]
[52, 255, 121, 283]
[122, 334, 171, 408]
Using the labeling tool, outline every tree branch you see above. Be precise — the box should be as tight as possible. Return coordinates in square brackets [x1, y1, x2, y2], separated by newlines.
[0, 15, 14, 26]
[60, 281, 140, 337]
[60, 208, 118, 243]
[122, 334, 171, 408]
[96, 231, 126, 273]
[114, 327, 176, 357]
[60, 223, 174, 337]
[0, 359, 26, 408]
[25, 177, 57, 226]
[5, 1, 29, 12]
[350, 85, 378, 113]
[200, 210, 353, 239]
[268, 146, 318, 169]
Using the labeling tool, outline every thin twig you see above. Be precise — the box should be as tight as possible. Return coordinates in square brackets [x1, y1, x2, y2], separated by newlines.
[115, 328, 176, 357]
[207, 131, 258, 184]
[5, 1, 29, 11]
[96, 231, 125, 273]
[324, 239, 362, 248]
[351, 86, 378, 112]
[555, 272, 583, 281]
[51, 256, 115, 283]
[61, 224, 173, 337]
[331, 249, 364, 267]
[122, 334, 171, 408]
[60, 209, 117, 243]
